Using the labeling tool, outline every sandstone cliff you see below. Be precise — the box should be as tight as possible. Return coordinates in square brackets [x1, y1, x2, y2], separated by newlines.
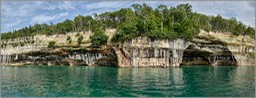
[114, 30, 255, 67]
[1, 29, 255, 67]
[0, 29, 117, 66]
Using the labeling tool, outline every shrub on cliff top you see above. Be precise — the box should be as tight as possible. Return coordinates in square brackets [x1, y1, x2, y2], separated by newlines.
[67, 36, 72, 44]
[77, 36, 83, 46]
[90, 28, 109, 47]
[48, 41, 56, 48]
[1, 3, 254, 41]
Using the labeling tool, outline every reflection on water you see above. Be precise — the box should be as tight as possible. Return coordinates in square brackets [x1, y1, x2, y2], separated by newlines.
[1, 66, 255, 97]
[117, 68, 181, 97]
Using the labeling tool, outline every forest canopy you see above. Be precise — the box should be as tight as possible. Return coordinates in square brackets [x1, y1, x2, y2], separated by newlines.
[1, 3, 255, 42]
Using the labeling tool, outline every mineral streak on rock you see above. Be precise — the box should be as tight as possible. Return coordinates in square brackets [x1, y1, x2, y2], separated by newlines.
[1, 30, 255, 67]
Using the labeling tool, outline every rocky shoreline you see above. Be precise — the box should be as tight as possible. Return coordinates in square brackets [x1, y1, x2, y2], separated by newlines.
[1, 30, 255, 67]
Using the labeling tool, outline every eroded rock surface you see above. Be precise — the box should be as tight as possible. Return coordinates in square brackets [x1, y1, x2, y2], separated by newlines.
[114, 37, 190, 67]
[114, 30, 255, 67]
[1, 30, 255, 67]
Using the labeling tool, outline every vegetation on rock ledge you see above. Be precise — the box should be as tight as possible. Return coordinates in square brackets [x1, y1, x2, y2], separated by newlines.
[90, 28, 109, 47]
[48, 41, 56, 48]
[1, 3, 255, 46]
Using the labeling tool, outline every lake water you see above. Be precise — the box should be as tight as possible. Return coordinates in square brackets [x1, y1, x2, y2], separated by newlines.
[1, 65, 255, 97]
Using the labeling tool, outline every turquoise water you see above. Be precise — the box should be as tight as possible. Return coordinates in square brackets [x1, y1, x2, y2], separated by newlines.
[1, 65, 255, 97]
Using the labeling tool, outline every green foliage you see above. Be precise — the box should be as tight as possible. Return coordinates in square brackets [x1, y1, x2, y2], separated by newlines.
[112, 3, 199, 42]
[74, 15, 86, 31]
[11, 43, 18, 47]
[77, 36, 83, 46]
[67, 36, 72, 44]
[56, 19, 74, 34]
[90, 28, 109, 47]
[245, 27, 255, 37]
[1, 43, 7, 48]
[66, 47, 73, 53]
[48, 41, 56, 48]
[20, 42, 25, 46]
[112, 21, 139, 42]
[1, 3, 254, 43]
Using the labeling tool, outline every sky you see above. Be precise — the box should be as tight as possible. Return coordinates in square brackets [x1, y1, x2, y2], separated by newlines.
[1, 1, 255, 33]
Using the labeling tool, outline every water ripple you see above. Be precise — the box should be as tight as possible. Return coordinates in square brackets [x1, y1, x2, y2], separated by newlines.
[1, 66, 255, 97]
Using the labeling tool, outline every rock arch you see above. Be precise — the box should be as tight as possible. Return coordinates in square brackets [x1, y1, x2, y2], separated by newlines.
[181, 43, 238, 66]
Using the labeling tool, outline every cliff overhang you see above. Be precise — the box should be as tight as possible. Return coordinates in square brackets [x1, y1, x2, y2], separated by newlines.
[1, 30, 255, 67]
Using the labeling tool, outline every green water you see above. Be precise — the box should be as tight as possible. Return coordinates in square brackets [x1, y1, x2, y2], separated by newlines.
[1, 65, 255, 97]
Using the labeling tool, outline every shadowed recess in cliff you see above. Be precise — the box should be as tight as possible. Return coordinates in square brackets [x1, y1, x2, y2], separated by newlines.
[181, 43, 238, 66]
[1, 48, 118, 66]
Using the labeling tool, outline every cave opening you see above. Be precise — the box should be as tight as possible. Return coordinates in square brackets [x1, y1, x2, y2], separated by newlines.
[181, 44, 238, 66]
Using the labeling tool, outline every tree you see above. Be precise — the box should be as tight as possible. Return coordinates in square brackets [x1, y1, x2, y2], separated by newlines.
[48, 41, 56, 48]
[67, 36, 72, 44]
[112, 20, 138, 42]
[157, 4, 168, 32]
[74, 15, 86, 31]
[176, 3, 192, 13]
[90, 28, 109, 47]
[56, 19, 74, 34]
[77, 36, 83, 46]
[20, 42, 25, 46]
[1, 3, 255, 42]
[245, 26, 255, 37]
[233, 22, 246, 35]
[131, 4, 143, 16]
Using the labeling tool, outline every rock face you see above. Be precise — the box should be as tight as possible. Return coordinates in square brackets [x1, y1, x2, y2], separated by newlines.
[1, 30, 255, 67]
[195, 30, 255, 66]
[68, 52, 108, 66]
[114, 37, 190, 67]
[114, 30, 255, 67]
[0, 54, 16, 65]
[0, 29, 117, 66]
[227, 45, 254, 66]
[0, 49, 113, 66]
[182, 38, 237, 66]
[1, 29, 117, 55]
